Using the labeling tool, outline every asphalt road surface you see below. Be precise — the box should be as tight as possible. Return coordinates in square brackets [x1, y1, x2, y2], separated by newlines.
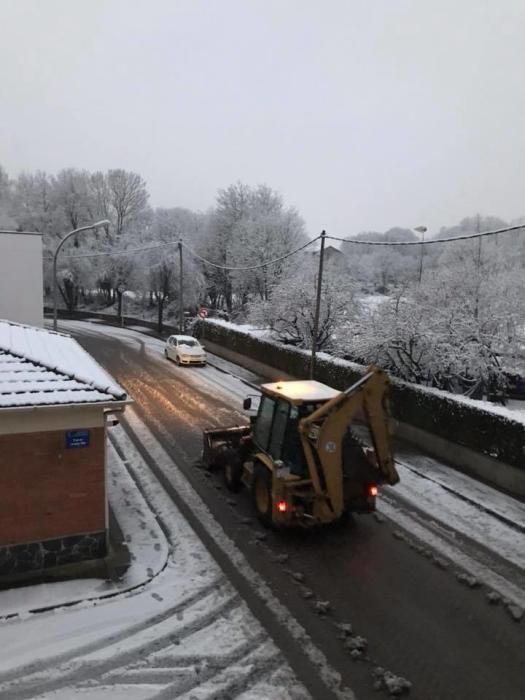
[65, 321, 525, 700]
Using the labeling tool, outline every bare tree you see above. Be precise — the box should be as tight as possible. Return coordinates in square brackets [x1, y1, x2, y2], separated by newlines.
[107, 169, 149, 236]
[54, 169, 92, 234]
[88, 171, 112, 236]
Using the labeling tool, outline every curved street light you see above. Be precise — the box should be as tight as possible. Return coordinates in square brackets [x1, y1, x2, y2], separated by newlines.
[53, 220, 110, 331]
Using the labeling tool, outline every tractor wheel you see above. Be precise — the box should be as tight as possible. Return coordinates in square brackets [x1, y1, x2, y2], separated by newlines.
[223, 451, 243, 492]
[252, 463, 273, 527]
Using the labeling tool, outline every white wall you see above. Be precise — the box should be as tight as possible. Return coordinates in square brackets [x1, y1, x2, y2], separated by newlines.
[0, 232, 43, 327]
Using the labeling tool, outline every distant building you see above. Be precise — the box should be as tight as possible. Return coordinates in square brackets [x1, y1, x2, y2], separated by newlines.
[305, 244, 347, 272]
[0, 320, 129, 584]
[0, 230, 44, 327]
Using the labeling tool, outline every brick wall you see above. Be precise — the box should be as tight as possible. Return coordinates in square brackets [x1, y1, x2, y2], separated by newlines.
[0, 427, 106, 547]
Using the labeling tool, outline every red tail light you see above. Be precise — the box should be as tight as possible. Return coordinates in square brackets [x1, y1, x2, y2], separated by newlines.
[368, 485, 378, 497]
[277, 500, 288, 513]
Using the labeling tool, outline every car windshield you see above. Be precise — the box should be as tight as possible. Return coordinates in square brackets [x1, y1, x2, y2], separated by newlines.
[179, 339, 199, 348]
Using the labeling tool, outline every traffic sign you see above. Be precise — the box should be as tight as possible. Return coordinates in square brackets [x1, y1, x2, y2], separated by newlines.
[198, 308, 208, 319]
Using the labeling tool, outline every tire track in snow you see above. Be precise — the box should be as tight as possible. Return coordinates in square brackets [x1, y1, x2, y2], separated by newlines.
[119, 409, 356, 700]
[379, 495, 525, 609]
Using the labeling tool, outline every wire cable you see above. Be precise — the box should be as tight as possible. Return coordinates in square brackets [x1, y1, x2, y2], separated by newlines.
[179, 237, 319, 271]
[327, 222, 525, 247]
[60, 234, 321, 270]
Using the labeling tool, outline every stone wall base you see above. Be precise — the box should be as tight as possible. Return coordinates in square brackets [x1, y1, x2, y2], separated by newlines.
[0, 531, 107, 585]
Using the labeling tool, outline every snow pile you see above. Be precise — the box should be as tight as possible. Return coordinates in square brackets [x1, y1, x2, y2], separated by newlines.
[373, 667, 412, 696]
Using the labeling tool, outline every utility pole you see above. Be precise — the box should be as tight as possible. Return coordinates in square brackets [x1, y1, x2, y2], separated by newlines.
[414, 225, 427, 285]
[309, 230, 326, 379]
[178, 240, 184, 333]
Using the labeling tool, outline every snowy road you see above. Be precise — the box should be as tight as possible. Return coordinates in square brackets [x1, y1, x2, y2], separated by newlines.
[0, 412, 311, 700]
[26, 319, 525, 700]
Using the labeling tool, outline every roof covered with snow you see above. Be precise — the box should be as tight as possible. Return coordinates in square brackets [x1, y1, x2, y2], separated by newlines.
[0, 319, 127, 409]
[262, 379, 339, 403]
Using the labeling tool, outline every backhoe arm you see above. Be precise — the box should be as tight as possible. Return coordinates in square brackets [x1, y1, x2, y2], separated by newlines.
[298, 367, 399, 517]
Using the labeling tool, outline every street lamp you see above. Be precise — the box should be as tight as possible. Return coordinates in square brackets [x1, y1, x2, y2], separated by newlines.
[53, 220, 110, 331]
[413, 225, 428, 284]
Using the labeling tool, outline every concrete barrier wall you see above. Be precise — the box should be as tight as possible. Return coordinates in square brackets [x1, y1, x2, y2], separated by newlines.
[196, 320, 525, 497]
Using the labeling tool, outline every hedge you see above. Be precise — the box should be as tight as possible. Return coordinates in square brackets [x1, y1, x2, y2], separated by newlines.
[196, 320, 525, 472]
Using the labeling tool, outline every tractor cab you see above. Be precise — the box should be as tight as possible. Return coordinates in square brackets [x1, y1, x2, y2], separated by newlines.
[248, 381, 339, 477]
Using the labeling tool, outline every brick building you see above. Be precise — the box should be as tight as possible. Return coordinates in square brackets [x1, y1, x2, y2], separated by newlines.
[0, 320, 129, 583]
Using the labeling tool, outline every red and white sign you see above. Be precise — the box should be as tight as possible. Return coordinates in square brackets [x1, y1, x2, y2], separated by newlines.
[198, 307, 208, 319]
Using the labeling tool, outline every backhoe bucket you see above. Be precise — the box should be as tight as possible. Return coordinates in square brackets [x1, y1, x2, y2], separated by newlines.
[202, 425, 251, 470]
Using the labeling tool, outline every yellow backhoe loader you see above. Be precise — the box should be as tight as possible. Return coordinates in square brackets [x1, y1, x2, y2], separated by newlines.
[202, 366, 399, 527]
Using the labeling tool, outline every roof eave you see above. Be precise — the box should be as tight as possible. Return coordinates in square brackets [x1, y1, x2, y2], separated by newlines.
[0, 398, 132, 414]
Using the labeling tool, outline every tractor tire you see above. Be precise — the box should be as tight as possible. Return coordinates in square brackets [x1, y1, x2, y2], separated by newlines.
[223, 451, 243, 492]
[252, 463, 273, 527]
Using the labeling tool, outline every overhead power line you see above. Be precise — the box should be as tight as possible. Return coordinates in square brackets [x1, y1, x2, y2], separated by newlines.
[61, 239, 180, 259]
[327, 223, 525, 247]
[180, 237, 319, 271]
[52, 222, 525, 271]
[61, 235, 321, 270]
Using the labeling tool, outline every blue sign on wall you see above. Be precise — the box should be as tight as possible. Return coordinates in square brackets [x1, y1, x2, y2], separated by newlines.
[65, 429, 90, 449]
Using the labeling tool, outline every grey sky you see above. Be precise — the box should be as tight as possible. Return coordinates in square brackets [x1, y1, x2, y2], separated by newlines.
[1, 0, 525, 237]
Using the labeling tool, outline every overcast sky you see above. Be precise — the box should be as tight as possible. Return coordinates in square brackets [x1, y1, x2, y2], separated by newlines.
[1, 0, 524, 237]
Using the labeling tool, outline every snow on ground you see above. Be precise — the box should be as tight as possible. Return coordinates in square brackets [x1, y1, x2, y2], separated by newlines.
[0, 418, 311, 700]
[0, 439, 168, 619]
[392, 460, 525, 570]
[121, 409, 355, 700]
[357, 293, 391, 310]
[507, 398, 525, 419]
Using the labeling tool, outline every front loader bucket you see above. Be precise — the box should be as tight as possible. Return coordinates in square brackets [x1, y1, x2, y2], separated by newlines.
[202, 425, 251, 470]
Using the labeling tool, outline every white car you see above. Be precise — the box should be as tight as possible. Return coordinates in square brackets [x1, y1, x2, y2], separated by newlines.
[165, 335, 207, 366]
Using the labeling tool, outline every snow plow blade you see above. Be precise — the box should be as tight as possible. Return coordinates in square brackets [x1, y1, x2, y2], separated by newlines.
[202, 425, 251, 470]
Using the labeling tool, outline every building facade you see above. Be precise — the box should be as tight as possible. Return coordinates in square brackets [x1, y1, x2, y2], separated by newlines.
[0, 231, 44, 327]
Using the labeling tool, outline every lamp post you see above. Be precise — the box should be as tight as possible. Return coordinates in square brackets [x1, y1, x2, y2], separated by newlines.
[53, 220, 110, 331]
[414, 225, 428, 284]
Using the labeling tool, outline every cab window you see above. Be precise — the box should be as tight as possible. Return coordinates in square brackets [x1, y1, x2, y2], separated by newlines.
[253, 396, 275, 451]
[268, 400, 290, 460]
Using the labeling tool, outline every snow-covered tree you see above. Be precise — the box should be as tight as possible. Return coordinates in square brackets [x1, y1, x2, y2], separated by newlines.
[203, 183, 306, 312]
[0, 165, 9, 203]
[344, 237, 525, 397]
[249, 259, 355, 350]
